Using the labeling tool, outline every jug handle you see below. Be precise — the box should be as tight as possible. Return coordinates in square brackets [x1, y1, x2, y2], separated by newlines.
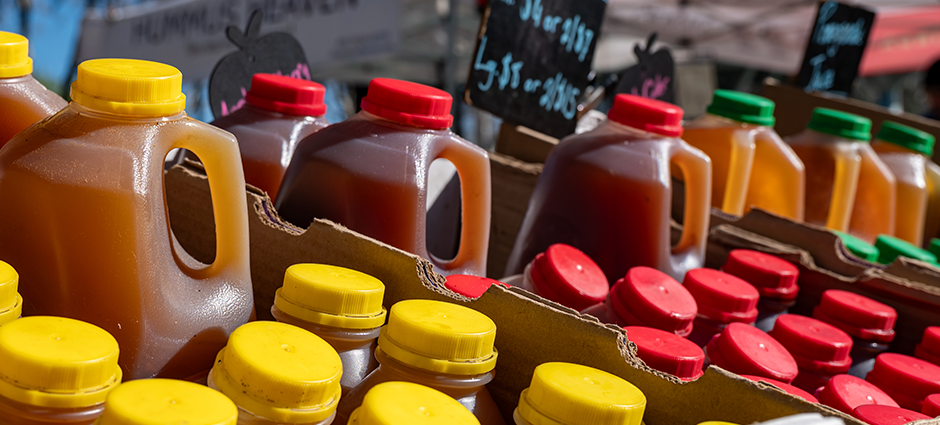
[722, 129, 756, 216]
[433, 140, 492, 274]
[825, 147, 860, 232]
[170, 124, 250, 276]
[671, 145, 711, 255]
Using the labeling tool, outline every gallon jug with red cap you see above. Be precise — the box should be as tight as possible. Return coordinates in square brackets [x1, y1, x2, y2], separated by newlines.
[505, 94, 711, 282]
[768, 314, 854, 393]
[866, 353, 940, 411]
[625, 326, 705, 381]
[722, 250, 799, 332]
[815, 374, 898, 415]
[915, 326, 940, 366]
[209, 74, 329, 199]
[501, 243, 609, 311]
[683, 268, 760, 348]
[704, 322, 799, 383]
[812, 290, 896, 378]
[582, 267, 697, 337]
[275, 78, 491, 276]
[853, 405, 932, 425]
[0, 31, 66, 148]
[740, 375, 818, 404]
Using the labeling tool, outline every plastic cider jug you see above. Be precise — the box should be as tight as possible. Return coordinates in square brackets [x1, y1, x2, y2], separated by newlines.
[923, 393, 940, 417]
[0, 58, 253, 380]
[815, 374, 898, 415]
[209, 321, 343, 425]
[768, 314, 853, 393]
[625, 326, 705, 381]
[502, 243, 609, 311]
[786, 108, 896, 242]
[275, 78, 491, 276]
[513, 362, 646, 425]
[0, 31, 67, 147]
[348, 382, 481, 425]
[740, 375, 818, 403]
[336, 299, 505, 425]
[721, 250, 799, 332]
[813, 290, 896, 378]
[853, 404, 932, 425]
[505, 94, 711, 282]
[866, 353, 940, 411]
[874, 234, 937, 264]
[210, 73, 329, 199]
[704, 322, 798, 383]
[445, 274, 509, 298]
[0, 316, 121, 425]
[0, 260, 22, 326]
[683, 268, 760, 348]
[682, 90, 805, 219]
[872, 121, 940, 246]
[582, 267, 697, 337]
[95, 379, 237, 425]
[915, 326, 940, 366]
[271, 264, 386, 395]
[834, 230, 880, 262]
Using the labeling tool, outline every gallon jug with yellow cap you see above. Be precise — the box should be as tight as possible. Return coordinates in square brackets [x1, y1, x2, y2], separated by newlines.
[0, 316, 121, 425]
[0, 31, 66, 147]
[272, 264, 386, 395]
[348, 381, 481, 425]
[0, 58, 253, 380]
[94, 379, 237, 425]
[336, 299, 505, 425]
[209, 321, 343, 425]
[0, 260, 22, 326]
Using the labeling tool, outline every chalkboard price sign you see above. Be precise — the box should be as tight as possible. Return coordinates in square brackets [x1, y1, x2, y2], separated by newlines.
[464, 0, 607, 139]
[796, 1, 875, 96]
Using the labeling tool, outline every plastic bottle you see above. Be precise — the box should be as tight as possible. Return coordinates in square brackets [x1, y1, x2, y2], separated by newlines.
[853, 405, 931, 425]
[721, 250, 799, 332]
[833, 231, 880, 262]
[787, 108, 896, 242]
[683, 268, 760, 348]
[704, 322, 798, 383]
[0, 316, 121, 425]
[209, 321, 343, 425]
[874, 234, 937, 264]
[929, 238, 940, 262]
[582, 267, 697, 337]
[812, 290, 896, 378]
[513, 362, 646, 425]
[209, 74, 329, 199]
[504, 94, 711, 282]
[0, 260, 22, 326]
[815, 374, 898, 415]
[271, 264, 386, 395]
[740, 375, 818, 403]
[865, 353, 940, 411]
[445, 274, 508, 298]
[94, 379, 238, 425]
[347, 381, 481, 425]
[625, 326, 705, 381]
[275, 78, 491, 276]
[922, 393, 940, 417]
[0, 31, 67, 147]
[682, 90, 805, 219]
[915, 326, 940, 366]
[872, 121, 940, 246]
[0, 58, 253, 380]
[336, 299, 504, 425]
[768, 314, 853, 392]
[502, 244, 609, 311]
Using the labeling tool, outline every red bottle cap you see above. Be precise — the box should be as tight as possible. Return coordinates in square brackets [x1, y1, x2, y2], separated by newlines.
[741, 375, 818, 404]
[529, 244, 609, 311]
[607, 94, 684, 138]
[609, 267, 697, 336]
[866, 353, 940, 410]
[853, 405, 931, 425]
[813, 290, 897, 343]
[923, 393, 940, 417]
[625, 326, 704, 381]
[769, 314, 853, 375]
[915, 326, 940, 366]
[683, 268, 759, 324]
[705, 322, 799, 383]
[444, 274, 508, 298]
[816, 374, 899, 415]
[722, 250, 799, 300]
[245, 74, 327, 116]
[360, 78, 453, 129]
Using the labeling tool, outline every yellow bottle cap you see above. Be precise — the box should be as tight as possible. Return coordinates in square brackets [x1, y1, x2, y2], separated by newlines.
[274, 264, 387, 330]
[0, 261, 22, 326]
[0, 31, 31, 78]
[210, 321, 342, 423]
[70, 58, 186, 116]
[0, 316, 121, 408]
[95, 379, 237, 425]
[348, 381, 480, 425]
[697, 422, 740, 425]
[516, 362, 646, 425]
[378, 299, 497, 375]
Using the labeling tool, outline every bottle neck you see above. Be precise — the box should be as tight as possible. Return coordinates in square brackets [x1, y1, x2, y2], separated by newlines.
[271, 305, 381, 348]
[374, 347, 494, 389]
[0, 391, 104, 423]
[0, 74, 32, 85]
[69, 102, 186, 123]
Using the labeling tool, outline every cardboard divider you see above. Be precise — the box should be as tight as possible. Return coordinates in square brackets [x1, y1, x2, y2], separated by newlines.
[487, 152, 542, 277]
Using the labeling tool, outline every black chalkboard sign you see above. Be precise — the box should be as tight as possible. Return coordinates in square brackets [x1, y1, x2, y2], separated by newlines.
[464, 0, 607, 139]
[208, 10, 311, 119]
[796, 1, 875, 96]
[614, 33, 675, 104]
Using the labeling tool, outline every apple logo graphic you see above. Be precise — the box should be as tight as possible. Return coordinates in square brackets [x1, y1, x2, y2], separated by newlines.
[614, 33, 675, 104]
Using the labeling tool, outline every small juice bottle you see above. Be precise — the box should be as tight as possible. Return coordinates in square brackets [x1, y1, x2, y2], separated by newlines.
[624, 326, 705, 381]
[815, 374, 898, 415]
[683, 90, 804, 219]
[445, 275, 508, 298]
[347, 381, 481, 425]
[923, 394, 940, 417]
[739, 375, 817, 403]
[0, 31, 66, 147]
[721, 250, 799, 332]
[853, 405, 932, 425]
[865, 353, 940, 411]
[833, 231, 880, 262]
[0, 316, 121, 425]
[704, 322, 798, 383]
[768, 314, 853, 392]
[210, 74, 329, 199]
[582, 267, 697, 337]
[209, 321, 343, 425]
[915, 326, 940, 366]
[501, 243, 609, 311]
[683, 268, 760, 348]
[0, 260, 22, 326]
[94, 379, 237, 425]
[271, 264, 386, 395]
[513, 362, 646, 425]
[336, 299, 505, 425]
[812, 290, 896, 378]
[874, 234, 937, 264]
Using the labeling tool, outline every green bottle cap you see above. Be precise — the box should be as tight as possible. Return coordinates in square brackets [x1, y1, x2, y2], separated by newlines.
[876, 121, 936, 156]
[833, 231, 879, 262]
[874, 234, 937, 264]
[807, 108, 871, 142]
[929, 238, 940, 260]
[706, 90, 776, 127]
